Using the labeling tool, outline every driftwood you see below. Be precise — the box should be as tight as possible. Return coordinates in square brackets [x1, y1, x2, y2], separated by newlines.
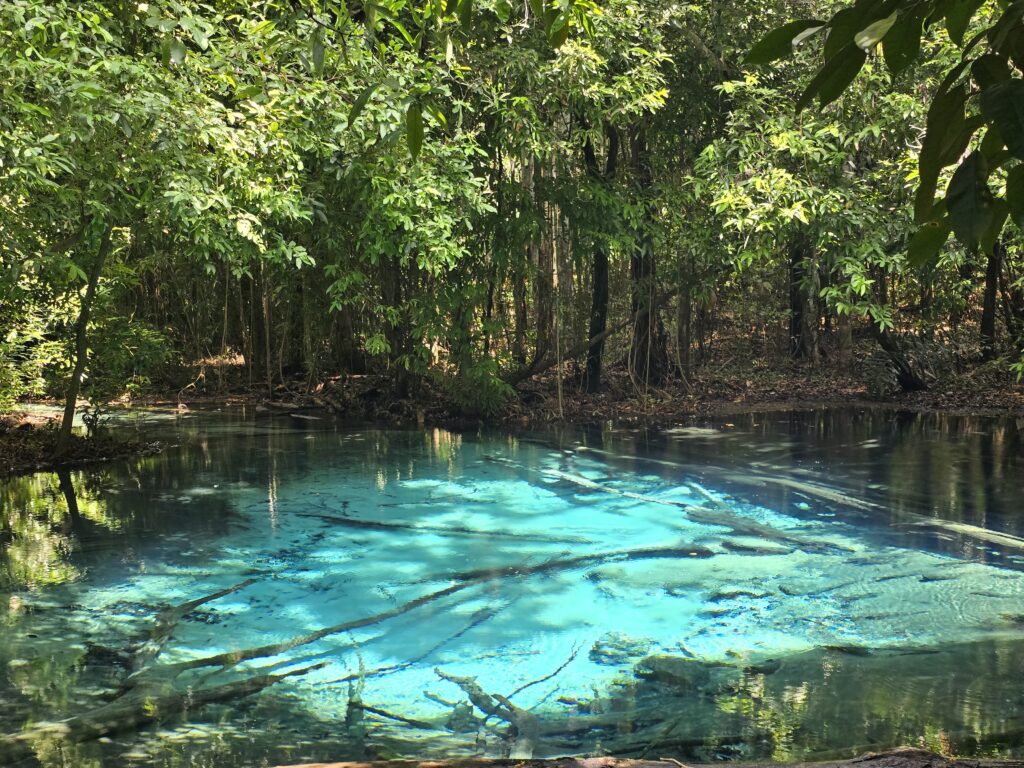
[273, 748, 1024, 768]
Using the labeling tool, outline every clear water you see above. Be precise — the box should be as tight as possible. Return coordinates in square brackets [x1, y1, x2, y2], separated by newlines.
[2, 407, 1023, 767]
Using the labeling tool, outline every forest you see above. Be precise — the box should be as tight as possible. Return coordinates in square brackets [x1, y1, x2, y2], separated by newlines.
[4, 3, 1024, 765]
[2, 0, 1024, 436]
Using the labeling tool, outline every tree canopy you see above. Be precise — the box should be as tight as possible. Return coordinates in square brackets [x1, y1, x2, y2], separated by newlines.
[2, 0, 1023, 432]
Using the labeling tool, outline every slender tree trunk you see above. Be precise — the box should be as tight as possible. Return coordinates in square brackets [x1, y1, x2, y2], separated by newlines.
[260, 264, 273, 397]
[677, 251, 693, 382]
[981, 240, 1003, 361]
[627, 126, 668, 387]
[788, 233, 820, 363]
[513, 272, 527, 367]
[56, 226, 113, 454]
[1000, 254, 1024, 351]
[582, 125, 619, 393]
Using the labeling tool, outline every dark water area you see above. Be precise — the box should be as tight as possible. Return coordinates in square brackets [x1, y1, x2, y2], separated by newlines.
[1, 406, 1023, 767]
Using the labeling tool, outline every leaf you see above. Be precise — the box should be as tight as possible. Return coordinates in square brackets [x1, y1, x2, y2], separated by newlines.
[796, 44, 867, 112]
[385, 17, 415, 46]
[348, 84, 377, 126]
[406, 102, 423, 160]
[980, 79, 1024, 160]
[915, 86, 971, 222]
[907, 221, 951, 267]
[945, 0, 984, 46]
[882, 6, 925, 72]
[169, 37, 186, 65]
[458, 0, 473, 31]
[1007, 165, 1024, 229]
[824, 2, 887, 61]
[549, 13, 570, 47]
[494, 0, 511, 23]
[311, 28, 325, 74]
[980, 198, 1009, 254]
[971, 54, 1010, 88]
[945, 152, 995, 250]
[855, 12, 897, 50]
[746, 19, 826, 64]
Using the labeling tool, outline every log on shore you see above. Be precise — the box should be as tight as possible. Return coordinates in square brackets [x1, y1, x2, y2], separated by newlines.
[272, 748, 1024, 768]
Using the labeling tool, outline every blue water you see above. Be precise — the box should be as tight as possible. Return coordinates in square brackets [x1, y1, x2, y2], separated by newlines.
[1, 407, 1023, 766]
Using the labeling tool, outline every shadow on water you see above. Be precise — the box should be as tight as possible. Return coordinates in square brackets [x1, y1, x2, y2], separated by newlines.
[1, 406, 1023, 767]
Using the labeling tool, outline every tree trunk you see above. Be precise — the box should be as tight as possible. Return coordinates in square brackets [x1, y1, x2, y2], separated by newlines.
[525, 157, 553, 365]
[788, 233, 820, 363]
[1000, 252, 1024, 352]
[582, 125, 619, 393]
[513, 270, 527, 367]
[56, 226, 113, 455]
[627, 126, 668, 387]
[981, 240, 1003, 361]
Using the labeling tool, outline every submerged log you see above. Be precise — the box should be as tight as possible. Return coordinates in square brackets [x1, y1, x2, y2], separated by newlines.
[272, 748, 1024, 768]
[298, 510, 594, 545]
[133, 577, 257, 672]
[436, 670, 539, 759]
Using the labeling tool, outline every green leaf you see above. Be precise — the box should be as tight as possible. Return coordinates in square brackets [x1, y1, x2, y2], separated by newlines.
[406, 102, 424, 160]
[980, 198, 1009, 254]
[915, 86, 970, 222]
[494, 0, 512, 23]
[945, 151, 995, 250]
[796, 44, 867, 112]
[907, 221, 951, 267]
[882, 6, 925, 72]
[458, 0, 473, 31]
[971, 54, 1010, 88]
[824, 2, 887, 61]
[980, 79, 1024, 160]
[855, 12, 897, 50]
[385, 17, 415, 46]
[1007, 165, 1024, 228]
[168, 37, 186, 65]
[945, 0, 984, 46]
[549, 13, 570, 47]
[746, 19, 825, 64]
[311, 28, 325, 74]
[348, 84, 377, 126]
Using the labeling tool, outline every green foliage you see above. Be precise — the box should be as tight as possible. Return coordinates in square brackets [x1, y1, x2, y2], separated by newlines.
[756, 0, 1024, 258]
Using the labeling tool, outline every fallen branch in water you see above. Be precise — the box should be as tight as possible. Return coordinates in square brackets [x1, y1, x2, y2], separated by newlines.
[298, 510, 593, 545]
[143, 540, 713, 685]
[436, 669, 539, 759]
[133, 578, 257, 673]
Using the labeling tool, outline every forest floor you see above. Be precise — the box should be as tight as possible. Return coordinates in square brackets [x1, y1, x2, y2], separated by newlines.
[0, 411, 164, 478]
